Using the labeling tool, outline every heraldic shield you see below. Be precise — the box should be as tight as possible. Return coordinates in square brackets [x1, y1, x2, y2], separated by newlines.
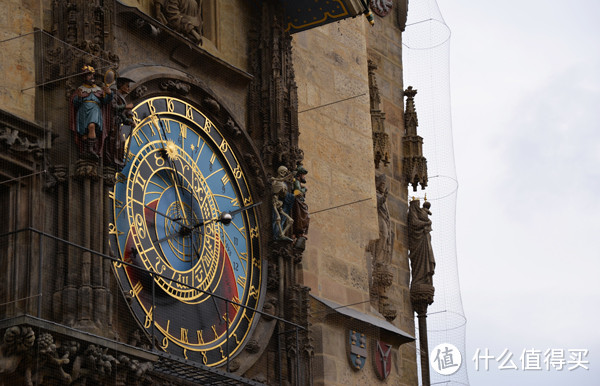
[374, 340, 393, 380]
[348, 330, 367, 370]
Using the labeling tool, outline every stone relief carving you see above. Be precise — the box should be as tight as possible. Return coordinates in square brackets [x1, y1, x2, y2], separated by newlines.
[155, 0, 203, 44]
[202, 96, 220, 114]
[225, 117, 242, 136]
[0, 326, 153, 386]
[0, 326, 35, 378]
[0, 127, 48, 157]
[133, 85, 148, 99]
[159, 79, 191, 95]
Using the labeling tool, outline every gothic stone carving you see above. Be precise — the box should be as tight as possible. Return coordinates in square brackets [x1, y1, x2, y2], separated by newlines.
[270, 163, 310, 255]
[0, 325, 153, 385]
[368, 60, 390, 169]
[403, 86, 428, 191]
[159, 79, 191, 95]
[155, 0, 203, 44]
[247, 3, 312, 383]
[0, 127, 48, 157]
[248, 3, 303, 172]
[368, 174, 397, 321]
[44, 0, 119, 94]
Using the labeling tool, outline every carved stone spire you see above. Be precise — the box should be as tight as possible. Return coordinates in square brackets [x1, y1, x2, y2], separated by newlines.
[368, 60, 390, 169]
[402, 86, 428, 191]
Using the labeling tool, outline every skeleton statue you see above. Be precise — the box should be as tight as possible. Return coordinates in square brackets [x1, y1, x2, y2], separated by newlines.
[271, 165, 295, 241]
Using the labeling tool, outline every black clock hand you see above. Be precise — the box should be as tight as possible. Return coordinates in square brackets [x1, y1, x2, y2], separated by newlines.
[224, 201, 262, 222]
[190, 202, 262, 231]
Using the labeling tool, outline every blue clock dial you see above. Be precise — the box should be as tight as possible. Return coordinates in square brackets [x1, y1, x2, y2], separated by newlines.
[109, 97, 262, 366]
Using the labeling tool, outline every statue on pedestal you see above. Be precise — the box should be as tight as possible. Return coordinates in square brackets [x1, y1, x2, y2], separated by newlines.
[271, 165, 294, 241]
[70, 65, 113, 159]
[408, 199, 435, 288]
[106, 77, 135, 169]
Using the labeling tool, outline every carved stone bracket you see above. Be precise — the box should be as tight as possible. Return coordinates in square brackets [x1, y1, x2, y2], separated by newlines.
[371, 263, 397, 322]
[402, 86, 428, 191]
[102, 166, 117, 186]
[75, 159, 99, 180]
[410, 283, 435, 316]
[44, 165, 68, 191]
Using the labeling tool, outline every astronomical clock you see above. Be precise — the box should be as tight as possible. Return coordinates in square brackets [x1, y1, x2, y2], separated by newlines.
[109, 96, 262, 366]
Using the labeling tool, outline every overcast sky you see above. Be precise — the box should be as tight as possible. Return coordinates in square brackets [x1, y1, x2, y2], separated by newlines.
[427, 1, 600, 385]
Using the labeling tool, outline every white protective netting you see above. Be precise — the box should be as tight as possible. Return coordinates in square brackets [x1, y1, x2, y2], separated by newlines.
[403, 1, 469, 385]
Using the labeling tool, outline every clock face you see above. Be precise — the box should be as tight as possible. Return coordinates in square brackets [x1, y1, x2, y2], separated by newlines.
[109, 96, 262, 366]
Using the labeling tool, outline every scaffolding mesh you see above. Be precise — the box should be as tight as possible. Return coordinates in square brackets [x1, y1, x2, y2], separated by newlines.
[403, 1, 469, 385]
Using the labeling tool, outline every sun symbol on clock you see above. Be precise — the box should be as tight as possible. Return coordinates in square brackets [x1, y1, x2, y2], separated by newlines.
[165, 140, 179, 160]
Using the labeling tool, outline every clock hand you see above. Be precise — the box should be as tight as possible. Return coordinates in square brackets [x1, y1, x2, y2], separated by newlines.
[222, 201, 262, 226]
[150, 115, 190, 226]
[190, 202, 263, 230]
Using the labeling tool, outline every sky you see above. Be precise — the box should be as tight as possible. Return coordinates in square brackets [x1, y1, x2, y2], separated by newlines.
[416, 1, 600, 385]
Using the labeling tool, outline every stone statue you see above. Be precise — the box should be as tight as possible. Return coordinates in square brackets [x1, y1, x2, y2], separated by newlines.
[408, 199, 435, 286]
[70, 65, 113, 159]
[106, 77, 134, 169]
[371, 174, 392, 265]
[292, 163, 309, 250]
[368, 174, 396, 321]
[270, 165, 294, 241]
[156, 0, 203, 44]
